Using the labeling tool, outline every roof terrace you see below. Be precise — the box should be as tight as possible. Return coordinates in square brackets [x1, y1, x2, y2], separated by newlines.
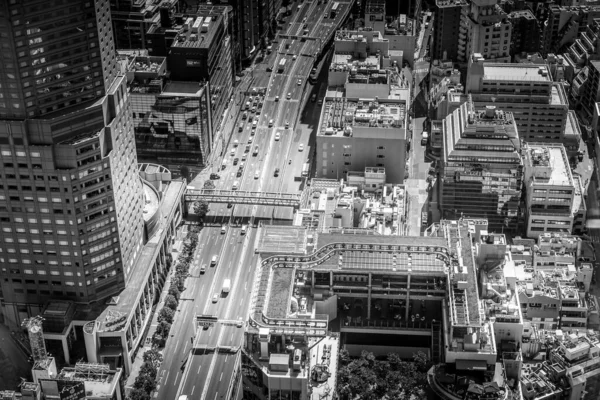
[171, 15, 220, 49]
[482, 64, 552, 82]
[526, 145, 573, 187]
[318, 98, 406, 137]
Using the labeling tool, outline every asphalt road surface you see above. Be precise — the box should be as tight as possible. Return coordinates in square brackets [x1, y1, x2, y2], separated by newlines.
[158, 2, 353, 400]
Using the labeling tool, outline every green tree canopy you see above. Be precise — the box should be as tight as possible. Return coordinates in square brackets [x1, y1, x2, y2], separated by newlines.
[203, 180, 215, 190]
[336, 350, 430, 400]
[157, 307, 174, 324]
[164, 295, 178, 311]
[192, 200, 210, 218]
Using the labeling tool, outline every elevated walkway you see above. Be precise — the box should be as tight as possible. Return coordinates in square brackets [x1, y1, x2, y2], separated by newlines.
[185, 188, 302, 208]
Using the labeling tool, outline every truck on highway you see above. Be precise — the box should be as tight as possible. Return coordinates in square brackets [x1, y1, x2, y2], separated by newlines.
[421, 131, 429, 145]
[278, 58, 286, 73]
[223, 279, 231, 294]
[301, 162, 310, 177]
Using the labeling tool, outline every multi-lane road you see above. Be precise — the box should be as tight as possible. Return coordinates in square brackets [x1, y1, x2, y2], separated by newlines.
[155, 2, 353, 400]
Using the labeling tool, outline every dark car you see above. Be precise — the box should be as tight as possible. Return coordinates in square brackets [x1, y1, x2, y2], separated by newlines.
[266, 66, 273, 72]
[274, 168, 280, 177]
[210, 173, 220, 180]
[233, 157, 239, 165]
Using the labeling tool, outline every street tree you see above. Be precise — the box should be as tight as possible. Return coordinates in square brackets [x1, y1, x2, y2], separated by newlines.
[192, 200, 209, 218]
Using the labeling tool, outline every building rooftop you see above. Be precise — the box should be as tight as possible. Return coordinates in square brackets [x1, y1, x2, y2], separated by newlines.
[526, 145, 573, 187]
[436, 0, 469, 7]
[163, 81, 207, 95]
[482, 64, 552, 82]
[318, 98, 406, 138]
[171, 14, 221, 49]
[257, 225, 309, 254]
[56, 363, 121, 399]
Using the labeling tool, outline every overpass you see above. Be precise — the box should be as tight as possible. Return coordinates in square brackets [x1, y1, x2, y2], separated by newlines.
[185, 188, 302, 208]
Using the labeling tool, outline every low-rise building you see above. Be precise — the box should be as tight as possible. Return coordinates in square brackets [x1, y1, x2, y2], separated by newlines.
[315, 97, 408, 184]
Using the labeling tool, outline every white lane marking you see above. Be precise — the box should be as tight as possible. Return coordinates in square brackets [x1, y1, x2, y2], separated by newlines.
[174, 371, 180, 385]
[197, 364, 202, 374]
[220, 372, 223, 382]
[191, 386, 196, 395]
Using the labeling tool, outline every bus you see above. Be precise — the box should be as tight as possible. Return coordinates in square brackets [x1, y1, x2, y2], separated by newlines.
[278, 58, 286, 73]
[330, 2, 339, 18]
[301, 162, 310, 177]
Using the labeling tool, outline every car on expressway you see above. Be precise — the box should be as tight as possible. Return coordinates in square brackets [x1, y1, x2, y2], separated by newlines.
[221, 225, 227, 234]
[211, 255, 218, 266]
[285, 121, 289, 129]
[297, 79, 302, 85]
[254, 170, 260, 179]
[275, 132, 281, 141]
[200, 264, 206, 274]
[210, 173, 220, 180]
[274, 168, 280, 177]
[287, 92, 291, 100]
[230, 149, 235, 156]
[299, 144, 304, 151]
[212, 293, 219, 303]
[233, 158, 239, 165]
[275, 95, 279, 102]
[237, 318, 244, 328]
[269, 119, 274, 127]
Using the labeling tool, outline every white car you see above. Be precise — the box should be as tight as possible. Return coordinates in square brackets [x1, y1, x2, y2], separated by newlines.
[254, 170, 260, 179]
[236, 318, 244, 328]
[275, 132, 281, 141]
[297, 79, 302, 85]
[275, 95, 279, 102]
[299, 144, 304, 151]
[230, 149, 235, 156]
[212, 293, 219, 303]
[269, 119, 274, 127]
[293, 55, 297, 60]
[287, 92, 291, 100]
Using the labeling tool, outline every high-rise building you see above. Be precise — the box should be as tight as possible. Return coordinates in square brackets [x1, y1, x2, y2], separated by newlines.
[507, 10, 542, 56]
[457, 0, 512, 63]
[109, 0, 179, 50]
[166, 6, 234, 136]
[0, 1, 145, 324]
[441, 99, 523, 230]
[432, 0, 468, 61]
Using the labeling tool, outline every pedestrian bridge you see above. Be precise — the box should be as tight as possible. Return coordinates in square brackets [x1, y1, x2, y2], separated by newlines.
[185, 188, 302, 208]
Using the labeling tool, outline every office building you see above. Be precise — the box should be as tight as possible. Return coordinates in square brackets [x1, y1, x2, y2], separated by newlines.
[441, 99, 523, 230]
[457, 0, 512, 63]
[166, 7, 234, 135]
[109, 0, 178, 50]
[124, 53, 212, 176]
[507, 10, 542, 56]
[0, 0, 147, 325]
[432, 0, 468, 61]
[466, 54, 580, 154]
[522, 144, 582, 238]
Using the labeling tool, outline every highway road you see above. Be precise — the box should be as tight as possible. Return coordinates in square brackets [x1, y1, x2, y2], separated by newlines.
[158, 2, 355, 400]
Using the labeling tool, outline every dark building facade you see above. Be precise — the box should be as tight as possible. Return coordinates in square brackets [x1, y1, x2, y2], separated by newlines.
[130, 80, 212, 176]
[0, 0, 145, 326]
[508, 10, 542, 56]
[432, 0, 467, 61]
[109, 0, 179, 50]
[167, 7, 233, 135]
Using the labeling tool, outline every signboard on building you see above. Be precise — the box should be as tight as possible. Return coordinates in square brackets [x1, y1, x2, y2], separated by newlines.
[57, 381, 85, 400]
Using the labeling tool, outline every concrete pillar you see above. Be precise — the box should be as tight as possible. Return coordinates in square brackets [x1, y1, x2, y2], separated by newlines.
[311, 271, 315, 289]
[329, 271, 333, 287]
[62, 337, 71, 364]
[405, 269, 412, 320]
[367, 273, 372, 319]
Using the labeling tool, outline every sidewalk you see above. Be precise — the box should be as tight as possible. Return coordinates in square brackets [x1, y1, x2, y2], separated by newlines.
[124, 238, 184, 395]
